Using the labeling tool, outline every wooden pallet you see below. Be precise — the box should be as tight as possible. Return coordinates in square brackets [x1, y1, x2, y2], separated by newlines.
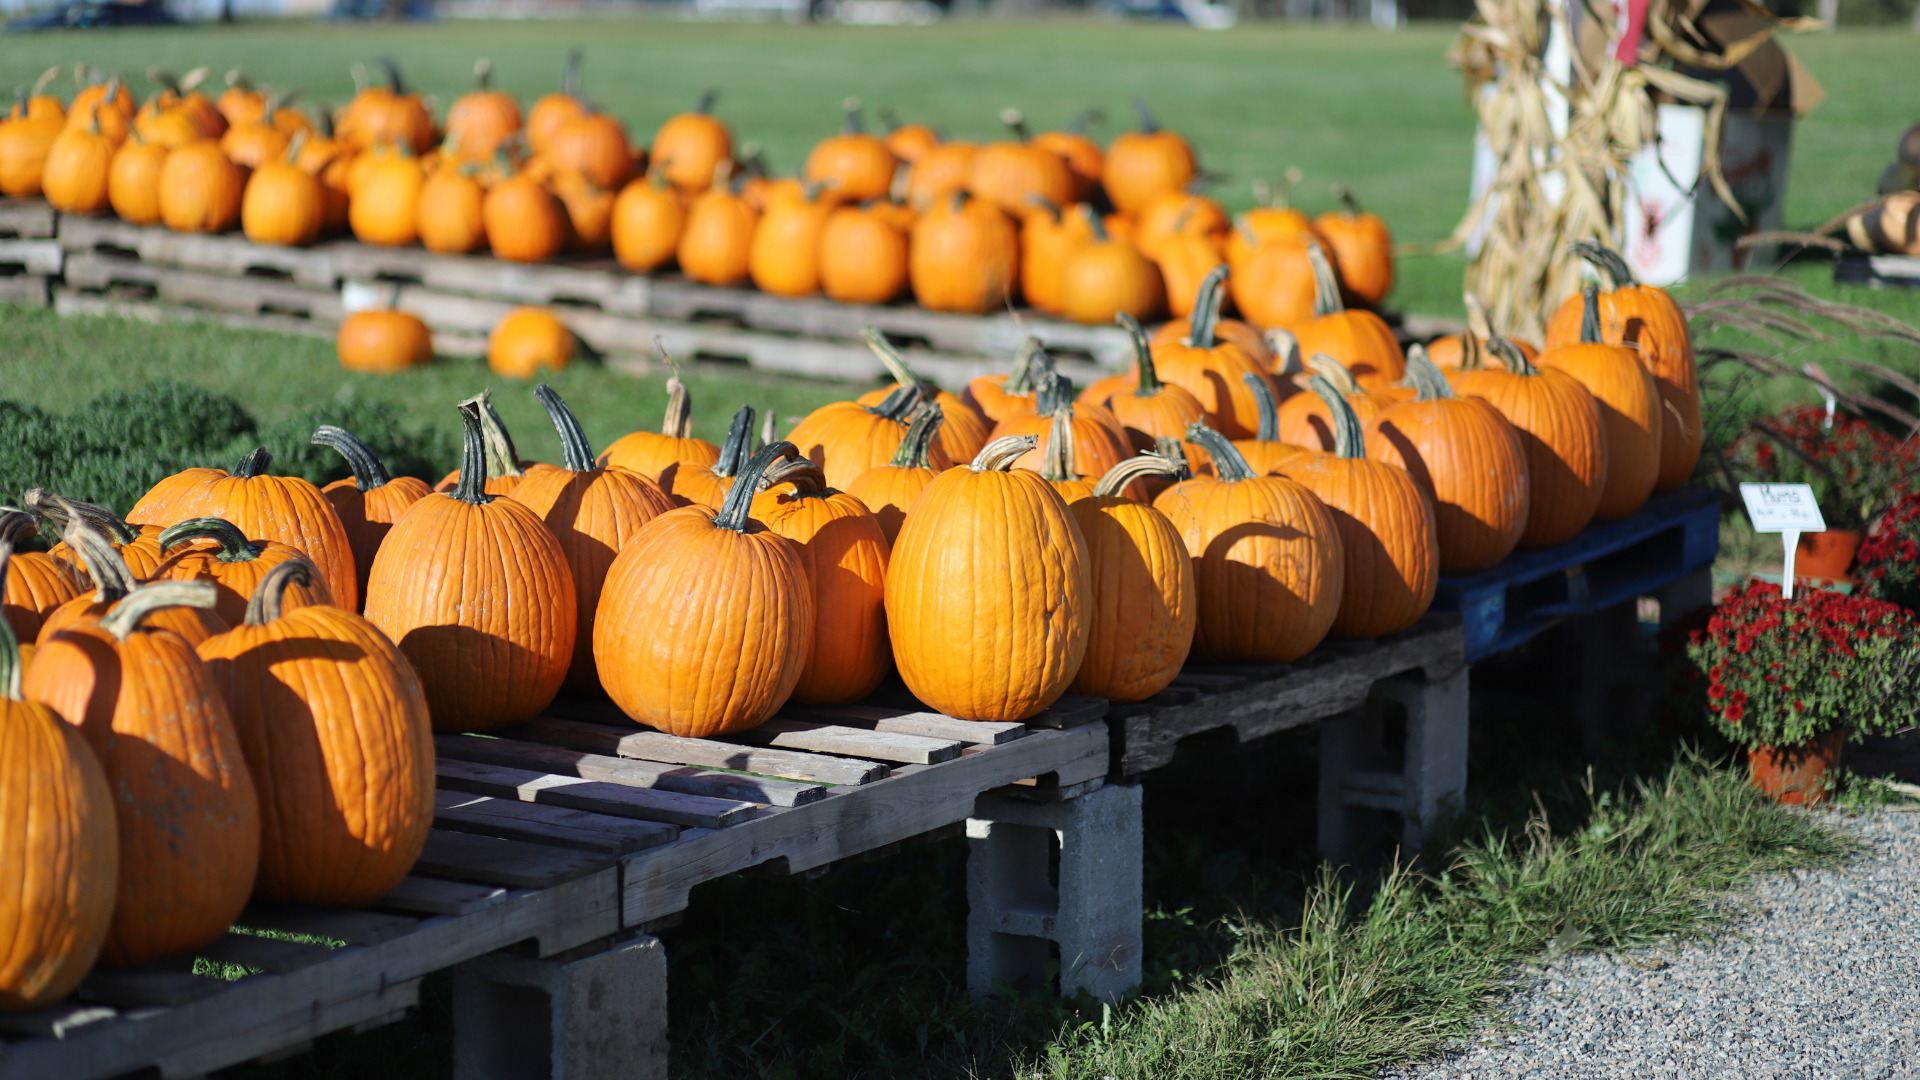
[1834, 250, 1920, 290]
[0, 274, 51, 307]
[58, 216, 338, 288]
[1432, 486, 1722, 661]
[0, 693, 1108, 1080]
[0, 199, 56, 240]
[1108, 614, 1466, 777]
[61, 250, 345, 323]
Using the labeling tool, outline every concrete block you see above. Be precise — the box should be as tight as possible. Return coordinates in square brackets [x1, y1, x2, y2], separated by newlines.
[453, 936, 667, 1080]
[1318, 667, 1470, 861]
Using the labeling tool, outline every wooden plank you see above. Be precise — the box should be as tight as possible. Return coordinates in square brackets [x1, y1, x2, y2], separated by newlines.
[61, 251, 343, 322]
[436, 757, 760, 829]
[197, 933, 335, 975]
[413, 829, 613, 890]
[1027, 694, 1109, 730]
[435, 734, 825, 808]
[0, 198, 56, 238]
[0, 238, 62, 275]
[518, 716, 889, 787]
[0, 1004, 117, 1040]
[434, 790, 679, 855]
[786, 704, 1027, 746]
[371, 875, 510, 917]
[52, 288, 337, 341]
[0, 274, 49, 307]
[330, 242, 651, 314]
[235, 903, 420, 947]
[78, 962, 226, 1008]
[56, 215, 337, 286]
[724, 718, 962, 764]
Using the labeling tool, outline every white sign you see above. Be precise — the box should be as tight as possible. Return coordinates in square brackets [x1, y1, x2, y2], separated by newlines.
[1739, 483, 1826, 600]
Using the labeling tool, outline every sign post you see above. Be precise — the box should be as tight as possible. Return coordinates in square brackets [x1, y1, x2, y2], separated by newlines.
[1739, 483, 1826, 599]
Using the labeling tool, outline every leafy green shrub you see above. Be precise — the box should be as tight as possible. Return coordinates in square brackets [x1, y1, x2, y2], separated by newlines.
[256, 398, 455, 492]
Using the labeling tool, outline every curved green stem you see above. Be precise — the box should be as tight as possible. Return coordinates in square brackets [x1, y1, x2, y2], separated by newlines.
[1308, 242, 1343, 318]
[888, 403, 946, 468]
[1116, 313, 1164, 395]
[868, 380, 925, 424]
[159, 517, 263, 563]
[1268, 327, 1303, 377]
[534, 384, 597, 473]
[1131, 98, 1158, 134]
[876, 105, 902, 133]
[1041, 403, 1076, 483]
[561, 49, 582, 98]
[715, 441, 796, 531]
[1080, 203, 1107, 242]
[1487, 336, 1536, 376]
[694, 88, 718, 115]
[999, 107, 1030, 141]
[1307, 375, 1364, 459]
[0, 507, 38, 549]
[234, 446, 273, 479]
[1307, 354, 1359, 395]
[1007, 337, 1044, 393]
[862, 327, 935, 395]
[99, 581, 217, 641]
[377, 56, 407, 95]
[1580, 284, 1602, 346]
[1332, 183, 1363, 216]
[759, 456, 828, 497]
[1187, 265, 1228, 348]
[1185, 423, 1256, 482]
[969, 435, 1038, 472]
[1402, 344, 1455, 401]
[452, 398, 495, 506]
[1093, 451, 1184, 497]
[311, 425, 396, 492]
[712, 405, 757, 480]
[1244, 372, 1282, 441]
[0, 541, 19, 700]
[1570, 240, 1637, 289]
[1032, 371, 1072, 417]
[244, 558, 314, 626]
[1065, 107, 1104, 135]
[840, 96, 865, 135]
[659, 376, 695, 439]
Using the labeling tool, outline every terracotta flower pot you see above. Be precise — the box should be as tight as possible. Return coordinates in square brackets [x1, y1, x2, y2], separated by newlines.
[1796, 529, 1862, 580]
[1747, 730, 1845, 806]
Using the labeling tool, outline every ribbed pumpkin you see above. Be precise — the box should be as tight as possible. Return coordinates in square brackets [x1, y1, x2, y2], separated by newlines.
[1153, 424, 1343, 662]
[596, 443, 813, 736]
[1102, 314, 1209, 472]
[1229, 230, 1315, 331]
[1067, 452, 1197, 702]
[347, 148, 423, 247]
[37, 515, 229, 649]
[0, 539, 117, 1009]
[0, 509, 85, 645]
[484, 171, 568, 263]
[804, 98, 897, 204]
[885, 436, 1090, 721]
[906, 140, 978, 213]
[1365, 346, 1530, 572]
[241, 132, 326, 247]
[1029, 108, 1104, 203]
[1150, 312, 1276, 372]
[432, 390, 560, 498]
[42, 114, 117, 214]
[819, 202, 910, 305]
[509, 385, 675, 695]
[1452, 337, 1607, 548]
[195, 560, 431, 905]
[748, 457, 892, 705]
[1539, 286, 1661, 522]
[1232, 371, 1317, 478]
[967, 109, 1075, 218]
[1276, 376, 1436, 639]
[295, 114, 355, 234]
[1102, 101, 1196, 215]
[217, 92, 295, 171]
[314, 425, 431, 607]
[748, 182, 835, 298]
[416, 161, 487, 254]
[106, 134, 168, 223]
[844, 403, 945, 547]
[1136, 190, 1230, 260]
[1018, 199, 1097, 315]
[489, 307, 575, 380]
[1060, 208, 1167, 325]
[158, 140, 245, 233]
[789, 382, 955, 492]
[671, 405, 757, 512]
[1275, 355, 1394, 452]
[879, 107, 939, 163]
[25, 577, 259, 969]
[30, 492, 164, 580]
[678, 177, 759, 287]
[215, 70, 264, 129]
[543, 110, 633, 190]
[1543, 242, 1701, 493]
[1157, 231, 1228, 322]
[337, 59, 434, 154]
[0, 109, 63, 197]
[651, 88, 731, 196]
[337, 307, 434, 374]
[598, 376, 723, 499]
[444, 58, 522, 161]
[909, 192, 1019, 315]
[151, 517, 334, 626]
[852, 330, 990, 463]
[1292, 244, 1405, 392]
[962, 338, 1046, 423]
[611, 168, 687, 272]
[1314, 186, 1394, 308]
[988, 372, 1132, 483]
[1149, 267, 1278, 439]
[364, 398, 576, 731]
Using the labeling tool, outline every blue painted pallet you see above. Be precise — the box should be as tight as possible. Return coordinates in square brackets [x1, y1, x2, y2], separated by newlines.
[1434, 487, 1722, 661]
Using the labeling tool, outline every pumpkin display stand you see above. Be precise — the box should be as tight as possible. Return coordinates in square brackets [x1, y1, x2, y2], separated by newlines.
[0, 199, 60, 306]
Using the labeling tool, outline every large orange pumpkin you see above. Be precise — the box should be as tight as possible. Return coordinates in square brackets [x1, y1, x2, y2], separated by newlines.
[611, 169, 687, 272]
[25, 578, 259, 969]
[348, 149, 424, 246]
[749, 182, 835, 297]
[484, 171, 569, 263]
[596, 442, 813, 736]
[1059, 209, 1167, 326]
[909, 192, 1019, 315]
[337, 59, 434, 154]
[1101, 100, 1195, 215]
[678, 178, 759, 287]
[1149, 267, 1279, 440]
[905, 140, 977, 213]
[1067, 452, 1197, 703]
[196, 560, 432, 905]
[1097, 315, 1208, 473]
[1153, 424, 1343, 662]
[544, 110, 633, 190]
[803, 98, 897, 204]
[1453, 337, 1608, 548]
[843, 403, 945, 547]
[0, 109, 64, 197]
[241, 133, 327, 247]
[885, 436, 1090, 722]
[158, 140, 245, 233]
[106, 134, 168, 223]
[364, 398, 576, 731]
[966, 109, 1075, 219]
[598, 375, 723, 500]
[1275, 355, 1395, 452]
[1365, 345, 1530, 572]
[445, 58, 523, 160]
[42, 114, 117, 214]
[151, 517, 334, 627]
[651, 88, 731, 196]
[819, 202, 910, 305]
[1018, 198, 1097, 315]
[313, 425, 431, 608]
[788, 381, 956, 493]
[1292, 244, 1405, 392]
[1539, 286, 1661, 522]
[416, 162, 488, 254]
[0, 510, 85, 645]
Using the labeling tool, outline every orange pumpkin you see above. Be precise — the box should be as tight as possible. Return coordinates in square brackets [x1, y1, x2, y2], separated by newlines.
[596, 443, 813, 736]
[444, 59, 523, 161]
[1157, 230, 1228, 322]
[416, 162, 488, 254]
[598, 375, 723, 500]
[909, 193, 1019, 315]
[1314, 185, 1394, 308]
[0, 110, 64, 197]
[1452, 337, 1607, 548]
[1135, 190, 1229, 261]
[313, 425, 432, 608]
[1059, 208, 1167, 325]
[241, 133, 327, 247]
[611, 168, 687, 272]
[905, 140, 977, 212]
[0, 510, 85, 645]
[885, 436, 1090, 722]
[35, 512, 228, 650]
[1067, 452, 1197, 702]
[544, 111, 633, 190]
[338, 60, 435, 154]
[651, 88, 732, 196]
[1292, 244, 1405, 392]
[218, 92, 295, 171]
[551, 168, 617, 254]
[526, 50, 588, 156]
[1018, 198, 1097, 315]
[1228, 226, 1315, 331]
[966, 109, 1075, 219]
[42, 115, 117, 214]
[1101, 315, 1209, 474]
[844, 403, 945, 547]
[483, 171, 568, 263]
[1274, 355, 1394, 452]
[962, 338, 1046, 424]
[1101, 101, 1196, 215]
[489, 307, 575, 380]
[667, 404, 757, 512]
[1149, 267, 1279, 439]
[749, 182, 836, 297]
[158, 140, 245, 233]
[854, 329, 991, 463]
[878, 106, 939, 163]
[789, 381, 956, 492]
[678, 178, 759, 287]
[337, 307, 434, 374]
[1029, 108, 1105, 204]
[106, 134, 168, 223]
[1151, 310, 1276, 371]
[28, 493, 164, 582]
[804, 97, 897, 204]
[348, 149, 424, 246]
[150, 517, 334, 627]
[1538, 286, 1662, 522]
[988, 372, 1134, 488]
[819, 201, 910, 305]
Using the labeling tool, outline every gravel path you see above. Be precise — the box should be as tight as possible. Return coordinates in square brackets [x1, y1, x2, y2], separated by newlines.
[1388, 811, 1920, 1080]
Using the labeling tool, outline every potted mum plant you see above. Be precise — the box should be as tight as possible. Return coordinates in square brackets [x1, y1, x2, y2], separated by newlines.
[1687, 581, 1920, 804]
[1728, 405, 1920, 579]
[1857, 491, 1920, 612]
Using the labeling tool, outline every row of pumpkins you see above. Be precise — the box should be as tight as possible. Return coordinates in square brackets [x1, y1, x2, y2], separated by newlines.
[0, 241, 1697, 1008]
[0, 58, 1394, 326]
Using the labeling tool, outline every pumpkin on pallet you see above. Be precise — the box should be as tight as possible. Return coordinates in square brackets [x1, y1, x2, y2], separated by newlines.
[749, 181, 836, 298]
[611, 166, 687, 273]
[1292, 244, 1404, 393]
[671, 404, 758, 511]
[989, 371, 1133, 488]
[910, 192, 1019, 315]
[1452, 336, 1607, 549]
[1232, 372, 1316, 478]
[804, 98, 896, 204]
[312, 425, 432, 610]
[1102, 100, 1195, 215]
[963, 337, 1047, 424]
[444, 59, 522, 161]
[651, 88, 731, 197]
[886, 435, 1090, 723]
[1067, 452, 1197, 703]
[38, 513, 230, 648]
[1101, 314, 1208, 472]
[1314, 186, 1394, 309]
[678, 168, 759, 287]
[1538, 286, 1661, 522]
[819, 201, 911, 305]
[1275, 355, 1396, 453]
[1149, 267, 1280, 440]
[599, 375, 723, 500]
[197, 559, 433, 906]
[0, 509, 86, 645]
[597, 443, 814, 736]
[789, 381, 954, 493]
[152, 517, 334, 627]
[855, 329, 991, 463]
[845, 403, 946, 547]
[1059, 207, 1166, 326]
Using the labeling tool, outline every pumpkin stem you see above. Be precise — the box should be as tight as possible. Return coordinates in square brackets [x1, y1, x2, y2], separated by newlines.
[876, 105, 902, 133]
[887, 403, 946, 468]
[451, 398, 496, 506]
[473, 392, 528, 480]
[159, 517, 263, 563]
[533, 384, 598, 473]
[1131, 98, 1159, 135]
[472, 58, 492, 92]
[57, 512, 139, 603]
[0, 508, 37, 550]
[1402, 344, 1456, 401]
[311, 425, 396, 492]
[999, 107, 1030, 141]
[861, 327, 937, 396]
[759, 409, 778, 450]
[1023, 194, 1062, 223]
[243, 557, 314, 626]
[1187, 264, 1228, 349]
[1244, 372, 1282, 441]
[1116, 313, 1165, 396]
[1267, 326, 1303, 376]
[99, 581, 217, 641]
[1307, 242, 1344, 318]
[840, 96, 865, 135]
[377, 56, 407, 95]
[1039, 385, 1078, 484]
[689, 87, 719, 115]
[234, 446, 273, 479]
[0, 541, 20, 701]
[1065, 107, 1104, 135]
[1332, 183, 1363, 217]
[712, 405, 757, 479]
[1307, 375, 1364, 460]
[868, 379, 926, 424]
[285, 128, 309, 164]
[23, 489, 137, 545]
[1486, 335, 1537, 375]
[1580, 284, 1603, 346]
[1006, 337, 1044, 394]
[1307, 353, 1360, 395]
[1184, 422, 1257, 483]
[33, 66, 60, 96]
[714, 441, 796, 532]
[758, 456, 829, 497]
[969, 435, 1038, 473]
[1569, 240, 1637, 290]
[1093, 450, 1185, 497]
[657, 375, 695, 440]
[560, 49, 582, 99]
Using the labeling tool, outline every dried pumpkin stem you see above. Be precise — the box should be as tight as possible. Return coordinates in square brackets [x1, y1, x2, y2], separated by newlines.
[715, 442, 795, 531]
[840, 96, 864, 135]
[694, 88, 719, 115]
[1066, 107, 1104, 135]
[1332, 183, 1363, 217]
[534, 384, 598, 473]
[1580, 285, 1602, 346]
[377, 57, 407, 95]
[1307, 374, 1364, 460]
[452, 398, 495, 506]
[57, 508, 138, 603]
[999, 108, 1030, 141]
[1006, 337, 1046, 394]
[1116, 313, 1165, 396]
[1308, 242, 1344, 318]
[560, 49, 581, 99]
[1267, 327, 1303, 376]
[1184, 423, 1256, 482]
[234, 446, 273, 479]
[244, 557, 314, 626]
[759, 409, 777, 450]
[1307, 354, 1359, 395]
[311, 425, 395, 491]
[659, 376, 695, 440]
[1093, 451, 1184, 497]
[887, 404, 946, 469]
[159, 517, 262, 563]
[867, 379, 925, 424]
[99, 581, 217, 641]
[1131, 98, 1158, 135]
[1243, 372, 1283, 441]
[0, 507, 38, 548]
[1402, 344, 1456, 401]
[1570, 240, 1637, 290]
[861, 327, 937, 395]
[1187, 265, 1228, 349]
[758, 457, 828, 496]
[1487, 335, 1537, 376]
[711, 405, 757, 480]
[474, 392, 528, 480]
[1041, 402, 1077, 484]
[969, 435, 1038, 473]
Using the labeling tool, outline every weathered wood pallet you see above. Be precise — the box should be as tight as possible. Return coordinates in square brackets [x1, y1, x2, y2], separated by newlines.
[0, 692, 1108, 1080]
[0, 237, 61, 276]
[60, 251, 345, 323]
[58, 215, 338, 287]
[0, 274, 51, 307]
[0, 199, 56, 240]
[1108, 614, 1467, 777]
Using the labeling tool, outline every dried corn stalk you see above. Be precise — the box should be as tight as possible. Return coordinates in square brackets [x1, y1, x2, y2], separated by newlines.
[1447, 0, 1740, 341]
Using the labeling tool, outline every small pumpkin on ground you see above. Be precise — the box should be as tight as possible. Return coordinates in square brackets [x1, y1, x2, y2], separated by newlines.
[152, 517, 334, 627]
[844, 403, 946, 547]
[598, 375, 722, 500]
[1538, 286, 1662, 522]
[313, 425, 432, 607]
[337, 306, 434, 374]
[1452, 337, 1607, 549]
[1067, 452, 1197, 703]
[488, 307, 575, 380]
